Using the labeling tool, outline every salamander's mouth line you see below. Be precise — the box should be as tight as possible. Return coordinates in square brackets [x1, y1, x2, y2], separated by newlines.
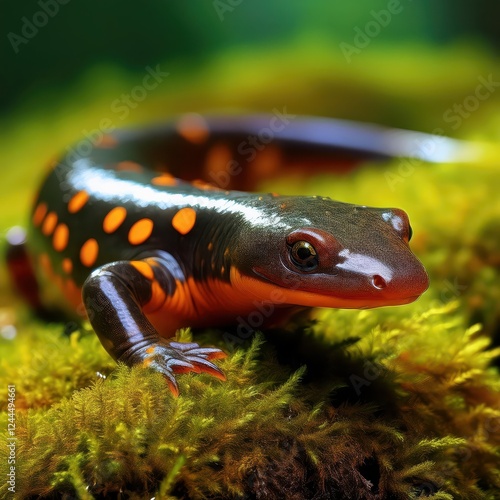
[232, 268, 422, 309]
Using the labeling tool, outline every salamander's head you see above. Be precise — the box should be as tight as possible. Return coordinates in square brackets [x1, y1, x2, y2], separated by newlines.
[231, 195, 429, 309]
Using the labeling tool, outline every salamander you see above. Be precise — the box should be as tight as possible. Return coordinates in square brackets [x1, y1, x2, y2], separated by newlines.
[7, 113, 429, 395]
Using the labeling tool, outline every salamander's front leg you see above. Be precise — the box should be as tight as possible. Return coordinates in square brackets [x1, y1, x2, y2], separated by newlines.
[82, 254, 226, 396]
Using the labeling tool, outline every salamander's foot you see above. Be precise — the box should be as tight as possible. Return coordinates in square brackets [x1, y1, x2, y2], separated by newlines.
[131, 340, 227, 396]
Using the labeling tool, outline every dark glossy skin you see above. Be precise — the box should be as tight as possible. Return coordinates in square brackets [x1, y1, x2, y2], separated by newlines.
[11, 115, 429, 395]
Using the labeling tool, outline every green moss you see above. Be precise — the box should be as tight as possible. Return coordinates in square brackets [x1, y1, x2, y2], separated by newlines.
[0, 320, 113, 410]
[1, 41, 500, 498]
[1, 307, 499, 498]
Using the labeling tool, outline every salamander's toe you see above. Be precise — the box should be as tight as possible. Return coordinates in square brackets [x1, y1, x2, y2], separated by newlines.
[171, 344, 228, 361]
[134, 340, 227, 395]
[169, 343, 227, 380]
[184, 356, 227, 380]
[166, 358, 196, 373]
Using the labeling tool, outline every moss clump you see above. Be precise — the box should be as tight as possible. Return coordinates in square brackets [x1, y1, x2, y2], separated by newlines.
[1, 304, 499, 499]
[0, 320, 114, 411]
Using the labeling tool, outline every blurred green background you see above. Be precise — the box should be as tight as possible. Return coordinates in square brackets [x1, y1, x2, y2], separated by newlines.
[3, 0, 500, 120]
[2, 1, 500, 107]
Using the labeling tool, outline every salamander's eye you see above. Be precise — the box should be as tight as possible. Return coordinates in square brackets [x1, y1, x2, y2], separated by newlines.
[408, 224, 413, 242]
[290, 241, 318, 271]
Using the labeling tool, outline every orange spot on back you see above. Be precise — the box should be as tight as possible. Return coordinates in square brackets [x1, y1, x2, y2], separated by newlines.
[176, 113, 210, 144]
[32, 202, 48, 227]
[103, 206, 127, 234]
[80, 238, 99, 267]
[152, 174, 177, 186]
[53, 223, 69, 252]
[62, 258, 73, 274]
[128, 218, 154, 245]
[191, 179, 222, 191]
[97, 134, 118, 148]
[131, 260, 155, 280]
[68, 191, 89, 214]
[250, 145, 282, 180]
[172, 207, 196, 235]
[42, 212, 58, 236]
[116, 161, 144, 173]
[203, 143, 232, 183]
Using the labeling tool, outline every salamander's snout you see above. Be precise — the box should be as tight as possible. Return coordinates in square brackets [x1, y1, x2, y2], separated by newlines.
[369, 257, 429, 304]
[336, 245, 429, 306]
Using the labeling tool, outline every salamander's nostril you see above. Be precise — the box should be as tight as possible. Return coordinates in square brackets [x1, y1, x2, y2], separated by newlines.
[372, 275, 387, 290]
